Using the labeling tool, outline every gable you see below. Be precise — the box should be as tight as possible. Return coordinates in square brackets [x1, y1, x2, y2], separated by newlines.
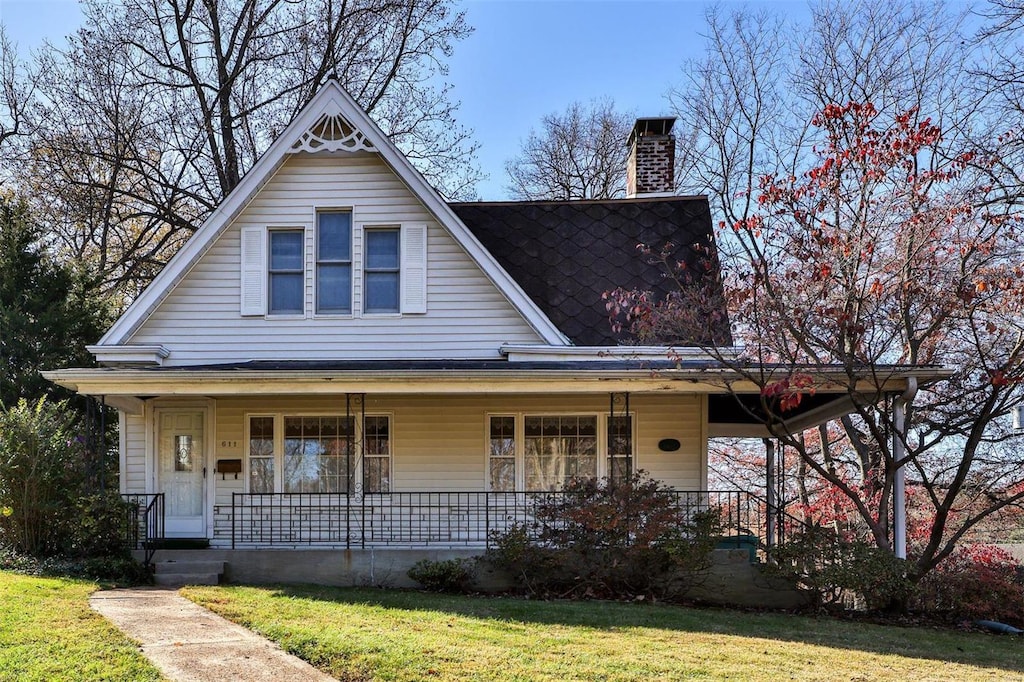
[125, 152, 545, 366]
[94, 81, 567, 364]
[451, 198, 732, 346]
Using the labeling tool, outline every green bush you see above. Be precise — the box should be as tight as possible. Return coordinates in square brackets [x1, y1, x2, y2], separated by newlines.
[407, 558, 477, 593]
[487, 474, 721, 601]
[767, 526, 914, 611]
[0, 398, 86, 556]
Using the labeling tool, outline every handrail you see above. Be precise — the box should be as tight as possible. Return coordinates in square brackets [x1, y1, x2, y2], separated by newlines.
[121, 493, 164, 570]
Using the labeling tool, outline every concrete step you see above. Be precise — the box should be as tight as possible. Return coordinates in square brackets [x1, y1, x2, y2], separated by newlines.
[154, 560, 225, 575]
[153, 572, 221, 586]
[151, 560, 225, 586]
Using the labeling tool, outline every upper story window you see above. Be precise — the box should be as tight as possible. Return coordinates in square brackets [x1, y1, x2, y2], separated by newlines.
[316, 212, 352, 314]
[240, 221, 426, 317]
[364, 228, 400, 313]
[268, 229, 304, 315]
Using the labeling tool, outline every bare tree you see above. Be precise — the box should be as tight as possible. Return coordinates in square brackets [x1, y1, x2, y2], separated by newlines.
[8, 0, 478, 299]
[505, 99, 633, 200]
[0, 26, 37, 163]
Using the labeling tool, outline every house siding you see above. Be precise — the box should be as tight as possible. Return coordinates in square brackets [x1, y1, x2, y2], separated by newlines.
[124, 411, 147, 495]
[127, 152, 544, 366]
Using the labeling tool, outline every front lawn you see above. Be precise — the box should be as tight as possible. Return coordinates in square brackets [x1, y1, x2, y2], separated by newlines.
[183, 584, 1024, 681]
[0, 571, 163, 682]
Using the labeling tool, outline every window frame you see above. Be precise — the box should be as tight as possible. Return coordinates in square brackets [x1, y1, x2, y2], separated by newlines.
[315, 210, 353, 316]
[267, 228, 306, 316]
[362, 226, 401, 315]
[483, 412, 636, 492]
[245, 411, 393, 495]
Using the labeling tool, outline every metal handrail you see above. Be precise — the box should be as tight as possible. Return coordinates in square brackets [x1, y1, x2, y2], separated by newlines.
[121, 493, 164, 570]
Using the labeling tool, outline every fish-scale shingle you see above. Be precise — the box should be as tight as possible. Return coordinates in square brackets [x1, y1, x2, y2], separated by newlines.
[450, 197, 732, 347]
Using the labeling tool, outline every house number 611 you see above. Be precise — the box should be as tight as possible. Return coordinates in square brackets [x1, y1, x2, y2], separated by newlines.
[220, 440, 239, 448]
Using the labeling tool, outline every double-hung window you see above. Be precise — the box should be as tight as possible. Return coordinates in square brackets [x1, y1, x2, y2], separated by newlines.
[364, 228, 400, 313]
[268, 230, 304, 314]
[316, 212, 352, 314]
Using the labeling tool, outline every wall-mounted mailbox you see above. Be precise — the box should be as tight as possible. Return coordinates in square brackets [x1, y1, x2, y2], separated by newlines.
[217, 458, 242, 479]
[658, 438, 681, 452]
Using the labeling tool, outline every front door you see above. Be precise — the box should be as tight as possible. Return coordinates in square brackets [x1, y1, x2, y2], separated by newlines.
[157, 410, 207, 537]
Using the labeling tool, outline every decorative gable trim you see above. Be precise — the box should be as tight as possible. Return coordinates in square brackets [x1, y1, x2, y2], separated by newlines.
[289, 109, 376, 154]
[98, 81, 567, 347]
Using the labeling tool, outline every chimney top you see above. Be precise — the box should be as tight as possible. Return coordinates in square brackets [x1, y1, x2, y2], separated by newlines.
[626, 117, 677, 199]
[627, 117, 677, 148]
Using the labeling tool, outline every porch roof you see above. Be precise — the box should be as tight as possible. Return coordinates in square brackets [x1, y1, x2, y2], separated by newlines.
[44, 360, 951, 437]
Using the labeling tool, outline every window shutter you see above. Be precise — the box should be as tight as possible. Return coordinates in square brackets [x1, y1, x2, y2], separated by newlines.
[240, 227, 266, 316]
[400, 223, 427, 313]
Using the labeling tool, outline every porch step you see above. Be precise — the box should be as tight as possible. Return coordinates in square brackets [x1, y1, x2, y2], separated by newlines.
[152, 560, 225, 587]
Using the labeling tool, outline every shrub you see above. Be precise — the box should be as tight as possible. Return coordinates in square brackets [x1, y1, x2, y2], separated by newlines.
[912, 544, 1024, 626]
[487, 473, 721, 601]
[0, 398, 86, 556]
[407, 558, 477, 593]
[767, 526, 914, 611]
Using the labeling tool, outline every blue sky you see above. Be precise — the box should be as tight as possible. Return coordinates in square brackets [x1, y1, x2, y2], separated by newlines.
[0, 0, 811, 199]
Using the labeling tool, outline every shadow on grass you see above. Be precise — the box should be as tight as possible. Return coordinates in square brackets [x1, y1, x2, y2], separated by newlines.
[254, 583, 1024, 675]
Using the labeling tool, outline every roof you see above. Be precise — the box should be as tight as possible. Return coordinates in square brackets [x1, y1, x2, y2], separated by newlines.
[450, 197, 732, 346]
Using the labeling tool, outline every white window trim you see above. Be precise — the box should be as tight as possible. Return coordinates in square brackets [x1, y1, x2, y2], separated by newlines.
[264, 226, 310, 318]
[484, 412, 637, 492]
[244, 411, 393, 495]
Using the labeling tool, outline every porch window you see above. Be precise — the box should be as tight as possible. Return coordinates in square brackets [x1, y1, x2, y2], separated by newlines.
[524, 415, 598, 491]
[363, 415, 391, 492]
[316, 211, 352, 314]
[608, 415, 634, 481]
[364, 228, 400, 313]
[248, 416, 275, 493]
[283, 416, 354, 493]
[268, 229, 304, 314]
[488, 416, 516, 491]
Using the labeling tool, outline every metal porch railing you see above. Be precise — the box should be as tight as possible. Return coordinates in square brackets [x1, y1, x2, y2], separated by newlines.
[229, 490, 786, 552]
[122, 493, 164, 568]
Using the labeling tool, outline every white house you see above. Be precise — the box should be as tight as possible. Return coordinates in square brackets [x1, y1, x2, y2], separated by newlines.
[45, 82, 941, 584]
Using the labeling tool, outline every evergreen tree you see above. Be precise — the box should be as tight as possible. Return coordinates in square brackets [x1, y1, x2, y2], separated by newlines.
[0, 193, 111, 407]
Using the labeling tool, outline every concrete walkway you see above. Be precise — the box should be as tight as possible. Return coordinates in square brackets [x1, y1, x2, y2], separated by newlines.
[90, 587, 336, 681]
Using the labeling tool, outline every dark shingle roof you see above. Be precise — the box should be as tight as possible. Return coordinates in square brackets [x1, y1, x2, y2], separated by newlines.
[450, 196, 731, 346]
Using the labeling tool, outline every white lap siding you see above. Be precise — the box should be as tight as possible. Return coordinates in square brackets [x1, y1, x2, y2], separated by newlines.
[127, 153, 544, 365]
[123, 411, 148, 495]
[206, 394, 707, 547]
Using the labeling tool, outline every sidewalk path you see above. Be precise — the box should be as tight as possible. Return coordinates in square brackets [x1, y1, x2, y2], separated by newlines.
[90, 587, 336, 681]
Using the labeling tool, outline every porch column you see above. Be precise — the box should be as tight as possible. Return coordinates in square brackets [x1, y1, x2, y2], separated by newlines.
[892, 378, 917, 560]
[764, 438, 775, 550]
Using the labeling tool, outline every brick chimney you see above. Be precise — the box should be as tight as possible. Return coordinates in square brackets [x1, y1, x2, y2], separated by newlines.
[626, 117, 676, 198]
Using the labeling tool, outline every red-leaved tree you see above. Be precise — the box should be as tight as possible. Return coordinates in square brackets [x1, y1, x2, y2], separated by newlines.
[608, 102, 1024, 578]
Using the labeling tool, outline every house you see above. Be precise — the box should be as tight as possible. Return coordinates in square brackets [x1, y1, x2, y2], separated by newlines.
[44, 82, 942, 586]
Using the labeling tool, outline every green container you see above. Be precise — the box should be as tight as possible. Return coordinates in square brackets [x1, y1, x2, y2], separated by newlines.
[714, 534, 759, 563]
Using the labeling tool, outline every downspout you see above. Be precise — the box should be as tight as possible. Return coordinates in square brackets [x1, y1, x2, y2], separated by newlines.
[893, 378, 917, 559]
[764, 438, 775, 551]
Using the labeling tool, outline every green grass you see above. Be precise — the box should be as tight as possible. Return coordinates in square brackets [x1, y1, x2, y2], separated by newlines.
[0, 571, 163, 682]
[183, 584, 1024, 682]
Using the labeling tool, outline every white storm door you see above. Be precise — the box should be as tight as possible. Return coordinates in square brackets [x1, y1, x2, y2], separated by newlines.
[157, 410, 207, 537]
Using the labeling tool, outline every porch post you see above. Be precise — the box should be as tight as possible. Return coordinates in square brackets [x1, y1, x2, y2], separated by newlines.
[764, 438, 775, 550]
[892, 378, 917, 560]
